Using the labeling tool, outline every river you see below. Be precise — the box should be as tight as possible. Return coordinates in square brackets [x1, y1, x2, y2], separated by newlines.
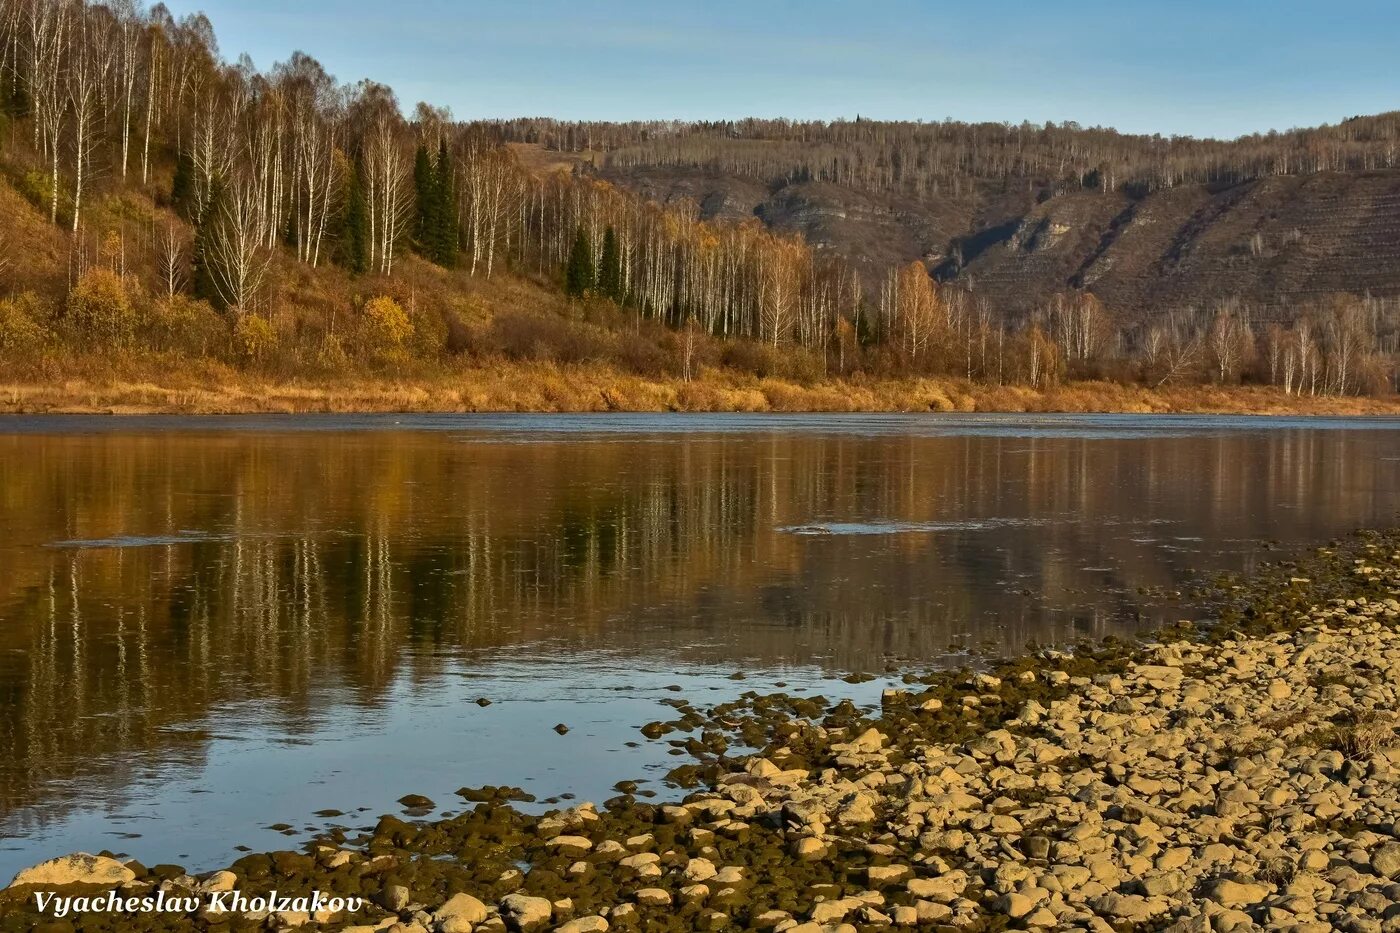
[0, 413, 1397, 878]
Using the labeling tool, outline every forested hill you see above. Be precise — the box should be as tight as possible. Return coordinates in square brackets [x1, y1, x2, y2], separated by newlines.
[488, 117, 1400, 319]
[0, 0, 1395, 402]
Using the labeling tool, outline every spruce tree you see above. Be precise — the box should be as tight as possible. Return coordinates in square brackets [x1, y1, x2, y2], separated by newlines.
[413, 144, 437, 254]
[171, 150, 195, 221]
[341, 161, 369, 274]
[191, 178, 227, 307]
[598, 226, 622, 303]
[564, 227, 594, 297]
[433, 139, 458, 266]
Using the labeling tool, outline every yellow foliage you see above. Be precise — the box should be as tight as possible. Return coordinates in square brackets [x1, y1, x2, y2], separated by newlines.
[69, 268, 138, 345]
[361, 296, 414, 355]
[233, 314, 279, 362]
[0, 294, 49, 354]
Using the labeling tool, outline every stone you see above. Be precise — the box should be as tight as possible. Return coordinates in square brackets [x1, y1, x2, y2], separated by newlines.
[547, 836, 593, 853]
[914, 900, 952, 922]
[9, 853, 137, 889]
[1139, 871, 1187, 896]
[684, 858, 717, 882]
[633, 888, 672, 907]
[554, 918, 608, 933]
[1372, 843, 1400, 879]
[617, 853, 660, 871]
[906, 873, 966, 902]
[436, 893, 489, 931]
[1207, 879, 1271, 908]
[381, 884, 411, 912]
[500, 893, 553, 931]
[198, 870, 237, 894]
[809, 899, 852, 922]
[994, 893, 1035, 918]
[866, 865, 911, 886]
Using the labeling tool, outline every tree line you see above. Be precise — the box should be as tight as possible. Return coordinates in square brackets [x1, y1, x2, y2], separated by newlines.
[0, 0, 1395, 398]
[485, 113, 1400, 198]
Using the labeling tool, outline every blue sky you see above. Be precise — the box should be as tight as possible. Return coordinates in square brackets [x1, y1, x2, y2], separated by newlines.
[161, 0, 1400, 140]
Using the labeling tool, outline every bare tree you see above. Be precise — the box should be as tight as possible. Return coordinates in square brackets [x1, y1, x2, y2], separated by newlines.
[1207, 301, 1252, 383]
[66, 0, 116, 233]
[359, 91, 410, 275]
[113, 0, 142, 179]
[27, 0, 71, 224]
[207, 180, 271, 312]
[155, 221, 186, 298]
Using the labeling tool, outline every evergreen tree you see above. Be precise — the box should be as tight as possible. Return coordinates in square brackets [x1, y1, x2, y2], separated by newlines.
[597, 226, 622, 303]
[432, 139, 458, 266]
[340, 160, 369, 274]
[412, 142, 459, 267]
[413, 144, 437, 253]
[564, 227, 594, 297]
[171, 150, 196, 220]
[191, 178, 227, 307]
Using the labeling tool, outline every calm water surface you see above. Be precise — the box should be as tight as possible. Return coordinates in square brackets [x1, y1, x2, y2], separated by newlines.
[1, 413, 1398, 878]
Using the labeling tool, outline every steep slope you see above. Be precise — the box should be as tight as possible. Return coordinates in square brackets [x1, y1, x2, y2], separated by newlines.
[594, 160, 1400, 317]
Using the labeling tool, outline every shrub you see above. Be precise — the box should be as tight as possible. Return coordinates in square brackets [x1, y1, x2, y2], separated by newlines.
[490, 311, 604, 364]
[316, 332, 349, 370]
[18, 170, 52, 212]
[0, 293, 49, 354]
[361, 295, 413, 356]
[613, 331, 668, 376]
[68, 268, 138, 346]
[232, 314, 278, 363]
[146, 295, 224, 355]
[720, 340, 781, 378]
[443, 308, 471, 355]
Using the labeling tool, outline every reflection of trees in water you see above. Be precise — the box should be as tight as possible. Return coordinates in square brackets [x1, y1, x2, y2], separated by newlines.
[0, 427, 1394, 824]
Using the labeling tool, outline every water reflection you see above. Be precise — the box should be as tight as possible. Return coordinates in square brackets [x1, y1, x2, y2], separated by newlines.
[0, 414, 1396, 873]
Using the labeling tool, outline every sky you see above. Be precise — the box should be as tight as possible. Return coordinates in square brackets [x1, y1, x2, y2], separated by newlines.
[159, 0, 1400, 141]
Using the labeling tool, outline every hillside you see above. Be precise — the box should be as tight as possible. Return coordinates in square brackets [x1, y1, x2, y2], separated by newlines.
[494, 117, 1400, 319]
[0, 0, 1395, 409]
[585, 154, 1400, 321]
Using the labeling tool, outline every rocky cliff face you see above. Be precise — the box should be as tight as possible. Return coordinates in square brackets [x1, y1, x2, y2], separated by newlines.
[601, 164, 1400, 319]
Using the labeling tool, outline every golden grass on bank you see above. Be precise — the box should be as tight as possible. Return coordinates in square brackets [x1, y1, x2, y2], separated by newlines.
[3, 360, 1399, 416]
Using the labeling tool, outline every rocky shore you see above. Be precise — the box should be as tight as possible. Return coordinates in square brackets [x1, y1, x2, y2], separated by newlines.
[5, 531, 1400, 933]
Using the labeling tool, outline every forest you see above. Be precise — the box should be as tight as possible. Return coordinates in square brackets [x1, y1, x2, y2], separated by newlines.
[489, 113, 1400, 196]
[0, 0, 1396, 407]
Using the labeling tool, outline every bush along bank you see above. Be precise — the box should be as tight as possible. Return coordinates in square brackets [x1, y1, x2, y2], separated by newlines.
[3, 531, 1400, 933]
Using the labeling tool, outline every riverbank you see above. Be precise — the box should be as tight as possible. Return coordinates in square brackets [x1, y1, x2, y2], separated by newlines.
[3, 364, 1400, 415]
[3, 530, 1399, 932]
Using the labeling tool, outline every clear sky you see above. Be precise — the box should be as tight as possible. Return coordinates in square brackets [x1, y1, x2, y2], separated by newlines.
[160, 0, 1400, 140]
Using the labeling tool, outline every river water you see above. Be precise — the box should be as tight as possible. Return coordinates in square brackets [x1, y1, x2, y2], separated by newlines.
[0, 413, 1397, 878]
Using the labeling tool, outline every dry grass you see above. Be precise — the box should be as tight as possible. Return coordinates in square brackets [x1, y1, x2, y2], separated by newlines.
[3, 362, 1399, 416]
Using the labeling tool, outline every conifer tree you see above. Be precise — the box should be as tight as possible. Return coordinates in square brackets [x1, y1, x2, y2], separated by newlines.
[413, 144, 437, 254]
[341, 161, 369, 274]
[598, 226, 622, 303]
[564, 227, 594, 297]
[171, 150, 196, 221]
[433, 139, 458, 266]
[191, 178, 227, 306]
